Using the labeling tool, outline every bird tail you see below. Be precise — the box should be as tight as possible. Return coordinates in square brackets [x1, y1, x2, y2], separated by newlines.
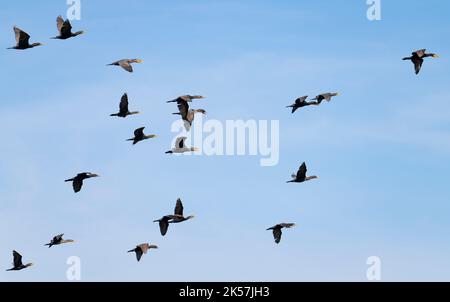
[165, 151, 173, 154]
[127, 249, 134, 253]
[65, 178, 74, 182]
[286, 180, 295, 183]
[172, 113, 181, 115]
[45, 243, 52, 248]
[402, 57, 410, 61]
[110, 113, 119, 117]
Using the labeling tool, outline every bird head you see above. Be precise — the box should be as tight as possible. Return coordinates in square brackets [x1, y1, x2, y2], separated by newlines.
[186, 215, 195, 220]
[432, 54, 440, 58]
[191, 147, 200, 152]
[32, 43, 44, 47]
[26, 263, 34, 268]
[134, 59, 144, 63]
[89, 173, 100, 178]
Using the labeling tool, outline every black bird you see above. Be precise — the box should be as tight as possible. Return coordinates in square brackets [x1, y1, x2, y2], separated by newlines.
[311, 93, 339, 105]
[403, 49, 439, 75]
[8, 27, 43, 50]
[170, 198, 195, 223]
[286, 96, 319, 113]
[110, 93, 140, 118]
[65, 172, 99, 193]
[127, 127, 157, 145]
[107, 59, 143, 73]
[154, 198, 194, 236]
[128, 243, 158, 262]
[287, 162, 318, 183]
[51, 16, 84, 40]
[267, 223, 296, 244]
[6, 251, 33, 271]
[45, 234, 75, 248]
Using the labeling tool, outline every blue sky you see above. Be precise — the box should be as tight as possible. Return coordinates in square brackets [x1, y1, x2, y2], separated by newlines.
[1, 0, 450, 281]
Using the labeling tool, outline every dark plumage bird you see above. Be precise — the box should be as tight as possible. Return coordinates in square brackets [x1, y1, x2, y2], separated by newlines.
[403, 49, 439, 75]
[51, 16, 84, 40]
[287, 162, 318, 183]
[128, 243, 158, 262]
[110, 93, 140, 118]
[6, 251, 33, 271]
[45, 234, 75, 248]
[311, 93, 339, 105]
[154, 198, 194, 236]
[172, 99, 206, 131]
[8, 26, 43, 50]
[267, 223, 296, 244]
[107, 59, 143, 73]
[127, 127, 157, 145]
[286, 96, 319, 113]
[65, 172, 99, 193]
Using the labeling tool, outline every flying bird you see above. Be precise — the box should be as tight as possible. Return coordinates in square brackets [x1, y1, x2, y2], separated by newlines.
[311, 93, 339, 105]
[127, 127, 157, 145]
[45, 234, 75, 248]
[267, 223, 296, 244]
[166, 137, 198, 154]
[107, 59, 143, 73]
[51, 15, 84, 40]
[172, 99, 206, 131]
[65, 172, 99, 193]
[403, 49, 439, 75]
[167, 95, 205, 103]
[128, 243, 158, 262]
[170, 198, 195, 223]
[8, 26, 43, 50]
[154, 198, 194, 236]
[110, 93, 140, 118]
[286, 96, 319, 113]
[6, 251, 33, 271]
[287, 162, 318, 183]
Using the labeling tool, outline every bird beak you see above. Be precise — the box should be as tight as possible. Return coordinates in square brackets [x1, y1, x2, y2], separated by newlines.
[136, 59, 144, 63]
[335, 92, 340, 96]
[433, 54, 440, 58]
[93, 174, 100, 178]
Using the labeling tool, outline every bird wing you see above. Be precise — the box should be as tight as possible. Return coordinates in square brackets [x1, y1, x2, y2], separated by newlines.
[119, 93, 129, 113]
[414, 49, 426, 58]
[53, 234, 64, 242]
[273, 228, 282, 244]
[295, 96, 308, 105]
[56, 16, 65, 33]
[297, 162, 307, 181]
[134, 127, 145, 137]
[159, 218, 169, 236]
[119, 61, 133, 72]
[14, 27, 30, 46]
[177, 101, 189, 120]
[135, 247, 143, 262]
[13, 251, 23, 267]
[61, 19, 73, 36]
[413, 57, 423, 75]
[280, 223, 295, 228]
[176, 137, 186, 149]
[73, 178, 83, 193]
[174, 198, 184, 216]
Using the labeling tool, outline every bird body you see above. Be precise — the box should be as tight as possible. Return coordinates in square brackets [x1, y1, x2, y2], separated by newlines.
[155, 199, 194, 236]
[7, 251, 33, 271]
[287, 96, 320, 113]
[128, 243, 158, 262]
[166, 137, 198, 154]
[110, 93, 140, 118]
[287, 162, 318, 183]
[267, 223, 296, 244]
[167, 95, 205, 103]
[403, 49, 439, 74]
[171, 98, 207, 131]
[51, 16, 84, 40]
[108, 59, 143, 73]
[65, 172, 99, 193]
[8, 27, 43, 50]
[45, 234, 75, 248]
[127, 127, 157, 145]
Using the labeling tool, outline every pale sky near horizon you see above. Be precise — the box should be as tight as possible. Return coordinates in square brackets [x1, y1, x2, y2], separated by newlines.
[1, 0, 450, 281]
